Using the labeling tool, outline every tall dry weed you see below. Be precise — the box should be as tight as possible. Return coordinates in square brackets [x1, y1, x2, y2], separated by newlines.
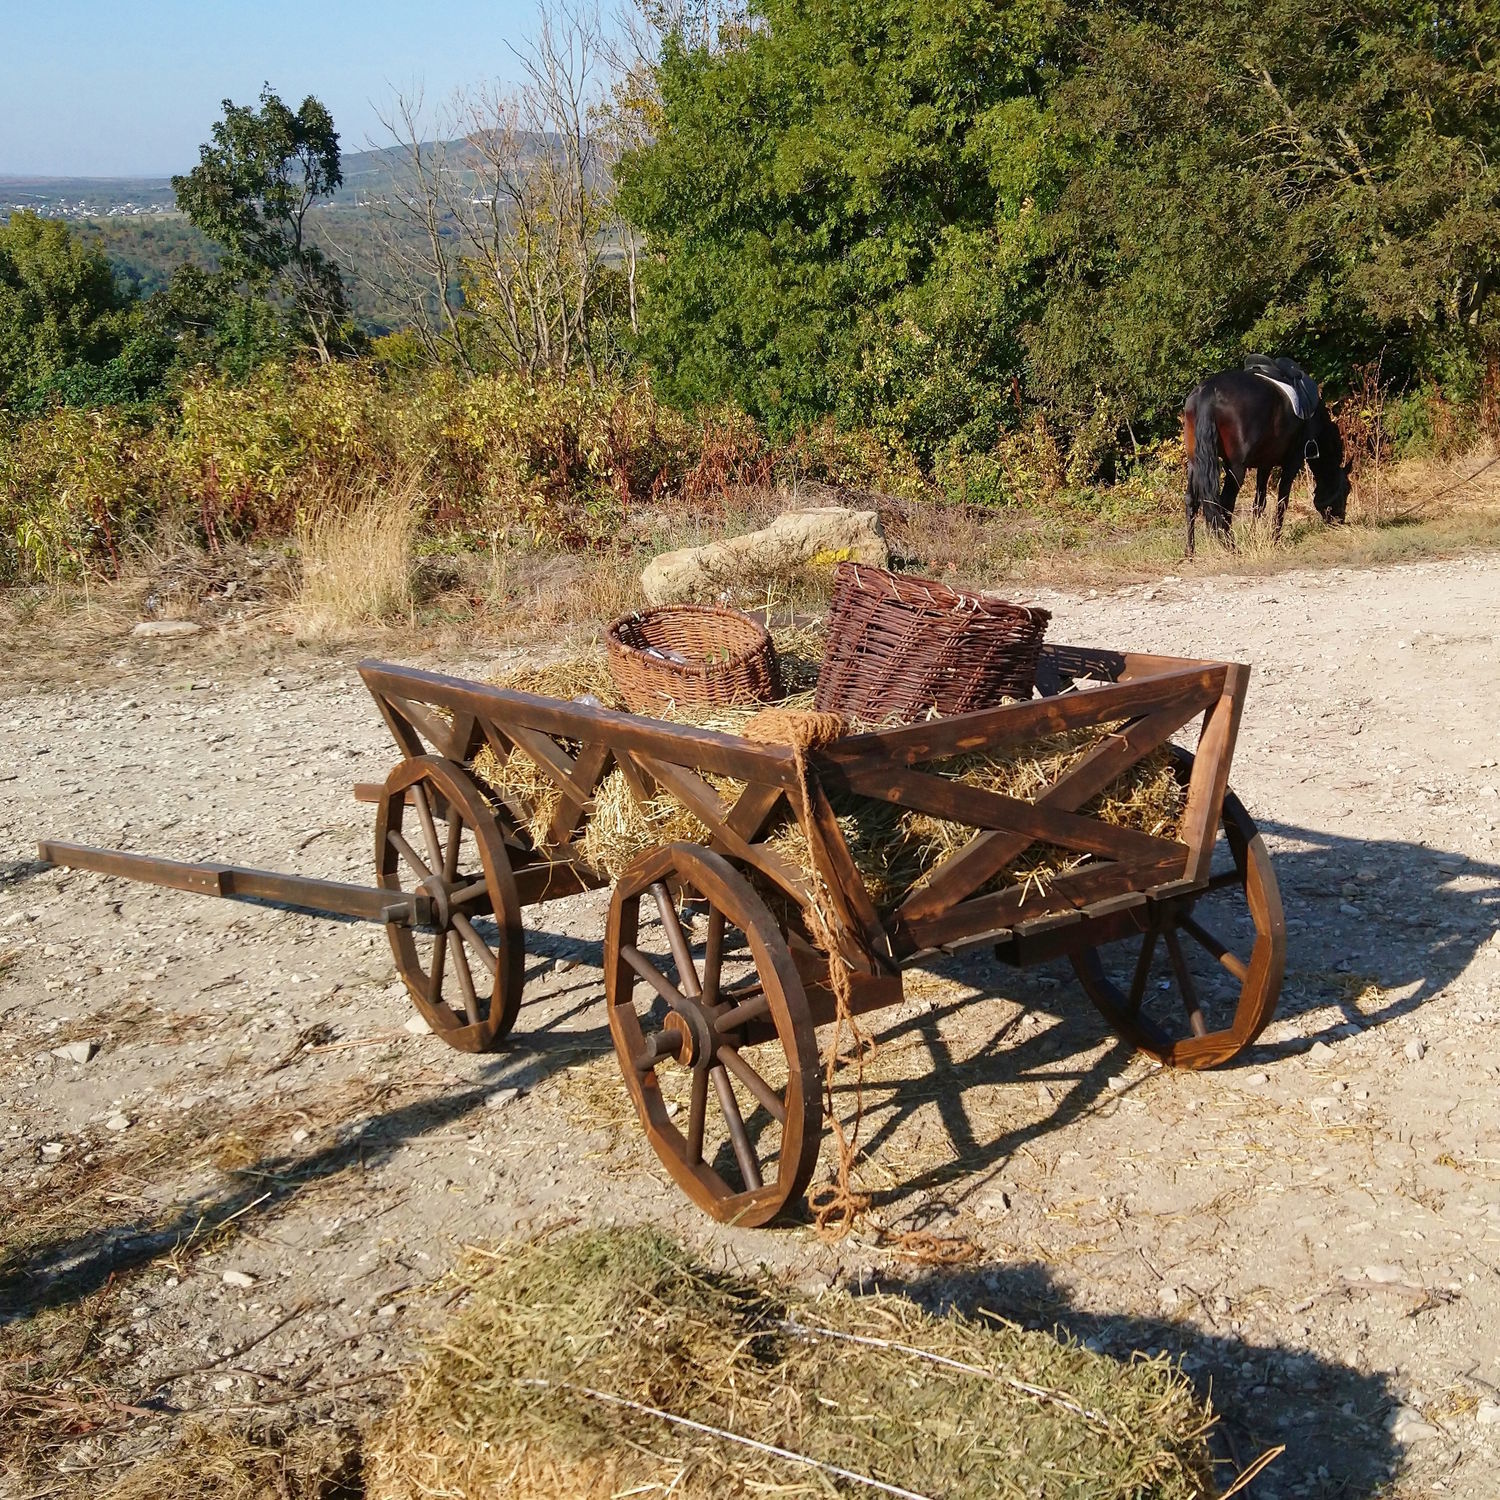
[294, 473, 421, 635]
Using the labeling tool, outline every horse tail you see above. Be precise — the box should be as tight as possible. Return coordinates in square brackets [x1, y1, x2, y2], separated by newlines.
[1187, 395, 1221, 516]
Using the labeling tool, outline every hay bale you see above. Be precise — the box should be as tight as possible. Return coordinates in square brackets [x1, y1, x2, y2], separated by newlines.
[364, 1228, 1217, 1500]
[476, 629, 1183, 901]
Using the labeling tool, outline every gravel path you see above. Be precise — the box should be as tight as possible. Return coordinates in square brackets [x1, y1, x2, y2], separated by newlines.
[3, 554, 1498, 1498]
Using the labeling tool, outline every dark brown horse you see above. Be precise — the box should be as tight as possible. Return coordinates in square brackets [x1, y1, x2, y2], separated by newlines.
[1183, 363, 1349, 555]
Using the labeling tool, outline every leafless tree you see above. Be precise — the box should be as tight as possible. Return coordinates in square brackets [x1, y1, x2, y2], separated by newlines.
[369, 1, 618, 378]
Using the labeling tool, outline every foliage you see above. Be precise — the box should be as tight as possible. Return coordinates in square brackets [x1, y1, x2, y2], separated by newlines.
[0, 361, 830, 582]
[617, 0, 1053, 458]
[0, 212, 137, 409]
[0, 405, 157, 582]
[622, 0, 1500, 461]
[173, 85, 351, 361]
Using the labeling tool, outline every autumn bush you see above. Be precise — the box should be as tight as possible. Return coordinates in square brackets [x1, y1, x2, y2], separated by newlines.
[0, 363, 814, 583]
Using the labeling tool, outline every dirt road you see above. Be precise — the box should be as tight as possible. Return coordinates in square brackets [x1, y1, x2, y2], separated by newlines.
[3, 554, 1499, 1497]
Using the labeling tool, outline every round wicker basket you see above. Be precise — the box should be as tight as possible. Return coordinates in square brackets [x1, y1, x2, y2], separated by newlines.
[606, 604, 783, 714]
[814, 562, 1050, 723]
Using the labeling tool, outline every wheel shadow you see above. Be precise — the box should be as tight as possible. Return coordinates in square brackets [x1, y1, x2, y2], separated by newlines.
[885, 1256, 1402, 1498]
[833, 818, 1499, 1216]
[0, 1006, 613, 1327]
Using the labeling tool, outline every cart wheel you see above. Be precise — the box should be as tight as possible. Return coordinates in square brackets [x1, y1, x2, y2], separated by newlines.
[1071, 786, 1285, 1068]
[606, 844, 822, 1227]
[376, 756, 525, 1053]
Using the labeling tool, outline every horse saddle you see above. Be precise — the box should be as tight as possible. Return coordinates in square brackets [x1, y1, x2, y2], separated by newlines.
[1244, 354, 1319, 420]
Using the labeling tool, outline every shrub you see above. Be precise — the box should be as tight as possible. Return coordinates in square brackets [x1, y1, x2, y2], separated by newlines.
[0, 406, 161, 582]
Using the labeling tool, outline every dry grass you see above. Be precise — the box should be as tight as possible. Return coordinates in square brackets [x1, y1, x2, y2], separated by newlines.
[364, 1227, 1218, 1500]
[472, 623, 1183, 899]
[101, 1421, 361, 1500]
[293, 471, 422, 636]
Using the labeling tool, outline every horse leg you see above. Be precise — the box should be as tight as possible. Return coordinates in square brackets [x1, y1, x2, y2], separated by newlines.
[1205, 466, 1241, 546]
[1252, 469, 1269, 519]
[1274, 462, 1299, 539]
[1185, 496, 1198, 557]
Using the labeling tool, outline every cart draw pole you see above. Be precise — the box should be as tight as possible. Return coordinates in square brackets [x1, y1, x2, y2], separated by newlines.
[36, 840, 433, 928]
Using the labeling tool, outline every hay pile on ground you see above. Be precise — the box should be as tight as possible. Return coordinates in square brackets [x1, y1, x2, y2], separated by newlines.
[476, 625, 1184, 901]
[364, 1227, 1218, 1500]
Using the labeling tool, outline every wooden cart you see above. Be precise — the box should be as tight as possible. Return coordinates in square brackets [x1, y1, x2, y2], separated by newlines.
[40, 640, 1283, 1228]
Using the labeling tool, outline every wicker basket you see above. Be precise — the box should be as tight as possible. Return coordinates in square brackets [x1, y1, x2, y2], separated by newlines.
[606, 604, 782, 713]
[814, 562, 1050, 723]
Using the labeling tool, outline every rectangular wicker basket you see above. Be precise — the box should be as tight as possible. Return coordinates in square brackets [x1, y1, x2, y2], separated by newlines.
[814, 562, 1050, 723]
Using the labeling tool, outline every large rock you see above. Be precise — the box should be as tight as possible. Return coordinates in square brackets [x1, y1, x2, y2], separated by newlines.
[641, 507, 888, 605]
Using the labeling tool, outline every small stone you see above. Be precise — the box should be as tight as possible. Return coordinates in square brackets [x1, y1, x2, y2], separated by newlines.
[131, 619, 202, 638]
[1212, 1294, 1231, 1317]
[1364, 1264, 1405, 1284]
[1388, 1405, 1440, 1442]
[484, 1087, 521, 1110]
[1107, 1074, 1129, 1092]
[105, 1113, 131, 1132]
[1329, 1080, 1347, 1094]
[1477, 1399, 1500, 1426]
[1404, 1038, 1427, 1062]
[555, 957, 579, 974]
[1308, 1041, 1335, 1063]
[51, 1040, 98, 1064]
[291, 1128, 310, 1144]
[41, 1141, 65, 1159]
[1339, 901, 1363, 917]
[1157, 1285, 1181, 1310]
[665, 1100, 682, 1118]
[1035, 1082, 1054, 1107]
[221, 1270, 255, 1289]
[403, 1014, 431, 1035]
[212, 1376, 234, 1392]
[376, 1303, 398, 1319]
[1243, 1072, 1269, 1087]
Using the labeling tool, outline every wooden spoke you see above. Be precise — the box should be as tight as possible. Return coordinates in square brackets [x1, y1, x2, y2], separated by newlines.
[686, 1065, 709, 1166]
[411, 782, 444, 870]
[605, 843, 820, 1227]
[1164, 928, 1208, 1038]
[714, 1064, 763, 1191]
[620, 944, 689, 1009]
[448, 876, 491, 909]
[442, 812, 463, 882]
[714, 993, 771, 1033]
[453, 912, 499, 977]
[388, 830, 430, 881]
[1070, 775, 1284, 1069]
[377, 756, 526, 1053]
[653, 882, 701, 997]
[1179, 913, 1249, 982]
[717, 1043, 787, 1123]
[1127, 930, 1159, 1016]
[448, 931, 482, 1023]
[427, 927, 446, 1005]
[702, 909, 725, 1004]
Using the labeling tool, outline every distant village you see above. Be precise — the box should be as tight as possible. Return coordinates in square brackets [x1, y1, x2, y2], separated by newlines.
[3, 199, 174, 219]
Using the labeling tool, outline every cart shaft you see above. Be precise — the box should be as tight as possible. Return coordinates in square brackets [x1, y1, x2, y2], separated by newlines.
[37, 840, 428, 926]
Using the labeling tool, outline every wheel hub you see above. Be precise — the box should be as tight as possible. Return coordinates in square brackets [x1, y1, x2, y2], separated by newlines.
[661, 999, 715, 1070]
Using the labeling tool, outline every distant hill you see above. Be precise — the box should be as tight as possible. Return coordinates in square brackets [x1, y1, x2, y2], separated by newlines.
[0, 137, 566, 221]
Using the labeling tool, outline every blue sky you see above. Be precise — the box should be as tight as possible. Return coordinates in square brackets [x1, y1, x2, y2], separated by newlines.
[0, 0, 548, 177]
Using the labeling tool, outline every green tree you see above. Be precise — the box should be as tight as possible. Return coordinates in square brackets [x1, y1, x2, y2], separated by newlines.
[623, 0, 1500, 466]
[616, 0, 1057, 460]
[173, 85, 350, 361]
[1027, 0, 1500, 430]
[0, 211, 134, 407]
